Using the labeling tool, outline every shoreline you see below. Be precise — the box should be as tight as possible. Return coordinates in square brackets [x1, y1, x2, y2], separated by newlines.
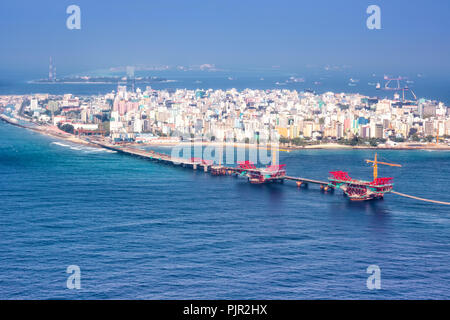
[133, 140, 450, 151]
[0, 114, 99, 148]
[1, 114, 450, 151]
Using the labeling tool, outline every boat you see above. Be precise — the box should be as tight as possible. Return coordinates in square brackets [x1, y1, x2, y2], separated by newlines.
[328, 153, 401, 201]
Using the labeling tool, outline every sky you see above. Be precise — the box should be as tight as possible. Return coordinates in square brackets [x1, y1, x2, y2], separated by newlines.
[0, 0, 449, 76]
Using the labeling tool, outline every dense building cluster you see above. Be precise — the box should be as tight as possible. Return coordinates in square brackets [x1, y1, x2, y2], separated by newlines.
[1, 86, 449, 146]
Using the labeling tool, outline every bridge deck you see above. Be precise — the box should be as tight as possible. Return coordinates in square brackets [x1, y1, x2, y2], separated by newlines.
[285, 176, 329, 185]
[91, 140, 330, 185]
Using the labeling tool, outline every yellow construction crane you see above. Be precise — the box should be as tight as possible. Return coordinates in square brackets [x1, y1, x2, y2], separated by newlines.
[365, 153, 402, 181]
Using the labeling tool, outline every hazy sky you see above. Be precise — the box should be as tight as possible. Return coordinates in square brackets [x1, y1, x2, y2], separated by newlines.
[1, 0, 449, 75]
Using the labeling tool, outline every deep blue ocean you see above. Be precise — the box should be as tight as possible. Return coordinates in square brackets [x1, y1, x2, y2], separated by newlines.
[0, 120, 449, 299]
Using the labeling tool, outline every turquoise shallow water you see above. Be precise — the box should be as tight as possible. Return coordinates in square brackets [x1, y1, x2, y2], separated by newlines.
[0, 121, 449, 299]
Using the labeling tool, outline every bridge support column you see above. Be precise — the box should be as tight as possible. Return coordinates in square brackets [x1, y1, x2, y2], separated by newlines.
[193, 164, 197, 170]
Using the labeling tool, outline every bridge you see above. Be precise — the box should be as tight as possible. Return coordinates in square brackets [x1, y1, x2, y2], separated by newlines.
[88, 138, 333, 189]
[90, 140, 450, 204]
[284, 176, 331, 190]
[3, 115, 449, 205]
[90, 139, 215, 172]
